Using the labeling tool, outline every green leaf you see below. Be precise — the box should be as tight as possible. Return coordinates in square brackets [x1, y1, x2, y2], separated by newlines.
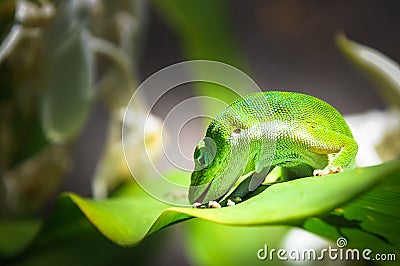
[54, 159, 399, 247]
[66, 189, 188, 246]
[304, 167, 400, 255]
[336, 34, 400, 108]
[183, 220, 290, 266]
[6, 192, 170, 266]
[0, 219, 40, 258]
[40, 2, 93, 143]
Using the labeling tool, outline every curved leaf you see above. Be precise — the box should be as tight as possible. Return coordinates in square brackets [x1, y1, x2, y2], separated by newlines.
[336, 34, 400, 108]
[6, 197, 169, 266]
[304, 169, 400, 255]
[62, 159, 400, 247]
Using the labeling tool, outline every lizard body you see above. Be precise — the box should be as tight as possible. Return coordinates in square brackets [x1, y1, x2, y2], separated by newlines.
[189, 91, 358, 206]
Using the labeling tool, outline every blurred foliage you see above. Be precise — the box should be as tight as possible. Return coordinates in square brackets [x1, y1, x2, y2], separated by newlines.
[40, 6, 93, 144]
[1, 192, 172, 266]
[0, 0, 153, 264]
[0, 219, 40, 258]
[336, 34, 400, 109]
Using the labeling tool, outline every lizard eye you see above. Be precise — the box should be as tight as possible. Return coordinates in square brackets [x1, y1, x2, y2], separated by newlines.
[194, 137, 217, 170]
[196, 146, 214, 167]
[198, 149, 210, 166]
[198, 154, 206, 165]
[194, 147, 207, 166]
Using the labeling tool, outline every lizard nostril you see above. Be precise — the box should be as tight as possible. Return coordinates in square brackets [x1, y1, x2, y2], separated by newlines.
[233, 128, 241, 134]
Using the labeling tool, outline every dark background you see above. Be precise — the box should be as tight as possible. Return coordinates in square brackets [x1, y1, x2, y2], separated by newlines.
[141, 0, 400, 113]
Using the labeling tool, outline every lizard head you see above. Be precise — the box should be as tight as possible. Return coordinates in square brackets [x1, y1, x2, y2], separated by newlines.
[188, 94, 275, 205]
[189, 119, 244, 205]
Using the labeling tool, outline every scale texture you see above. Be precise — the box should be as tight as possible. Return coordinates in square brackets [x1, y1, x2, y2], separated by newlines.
[189, 91, 358, 204]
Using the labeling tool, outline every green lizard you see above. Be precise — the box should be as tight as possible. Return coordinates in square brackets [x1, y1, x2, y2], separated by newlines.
[189, 91, 358, 208]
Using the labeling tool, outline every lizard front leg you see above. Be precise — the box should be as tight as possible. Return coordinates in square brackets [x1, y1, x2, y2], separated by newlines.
[220, 167, 274, 206]
[303, 126, 358, 176]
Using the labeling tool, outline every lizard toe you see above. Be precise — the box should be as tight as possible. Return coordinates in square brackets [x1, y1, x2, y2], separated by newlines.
[313, 166, 343, 176]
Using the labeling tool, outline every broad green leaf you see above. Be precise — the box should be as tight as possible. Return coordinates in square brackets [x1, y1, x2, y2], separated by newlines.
[5, 194, 171, 266]
[304, 169, 400, 256]
[58, 159, 399, 247]
[65, 184, 189, 246]
[336, 34, 400, 108]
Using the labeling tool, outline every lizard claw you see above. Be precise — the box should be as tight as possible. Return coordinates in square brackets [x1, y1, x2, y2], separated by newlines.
[208, 201, 222, 208]
[193, 201, 222, 208]
[227, 199, 236, 207]
[313, 166, 343, 176]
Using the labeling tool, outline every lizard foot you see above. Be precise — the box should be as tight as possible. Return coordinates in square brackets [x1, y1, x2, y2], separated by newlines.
[227, 199, 236, 207]
[192, 203, 205, 208]
[192, 201, 222, 208]
[208, 201, 222, 208]
[313, 166, 343, 176]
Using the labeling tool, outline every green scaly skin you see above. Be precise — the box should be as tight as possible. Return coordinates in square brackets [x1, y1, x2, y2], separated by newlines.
[189, 91, 358, 206]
